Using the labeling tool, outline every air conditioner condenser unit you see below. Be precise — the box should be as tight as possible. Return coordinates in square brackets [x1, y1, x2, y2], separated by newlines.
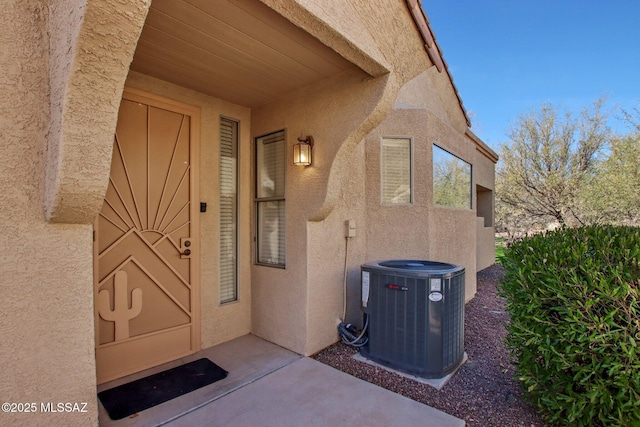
[360, 260, 465, 379]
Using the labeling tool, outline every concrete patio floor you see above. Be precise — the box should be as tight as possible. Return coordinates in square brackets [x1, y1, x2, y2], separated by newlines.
[98, 334, 465, 427]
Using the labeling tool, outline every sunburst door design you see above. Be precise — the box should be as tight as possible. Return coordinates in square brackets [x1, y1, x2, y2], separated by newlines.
[95, 89, 200, 384]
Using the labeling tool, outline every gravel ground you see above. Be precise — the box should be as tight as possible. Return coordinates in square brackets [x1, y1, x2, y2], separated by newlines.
[313, 264, 547, 427]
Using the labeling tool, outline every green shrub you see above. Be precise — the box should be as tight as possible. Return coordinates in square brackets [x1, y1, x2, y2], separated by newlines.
[500, 225, 640, 426]
[495, 236, 507, 264]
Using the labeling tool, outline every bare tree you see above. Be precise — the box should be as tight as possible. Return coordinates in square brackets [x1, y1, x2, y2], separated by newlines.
[578, 117, 640, 225]
[496, 98, 612, 227]
[621, 102, 640, 134]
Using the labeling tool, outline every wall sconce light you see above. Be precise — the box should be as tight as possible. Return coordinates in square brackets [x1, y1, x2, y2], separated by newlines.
[293, 136, 314, 166]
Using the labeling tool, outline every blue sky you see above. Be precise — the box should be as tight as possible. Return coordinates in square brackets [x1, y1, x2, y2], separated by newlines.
[425, 0, 640, 151]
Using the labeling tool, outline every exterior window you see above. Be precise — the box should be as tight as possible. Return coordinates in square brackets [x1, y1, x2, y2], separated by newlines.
[433, 144, 472, 209]
[219, 118, 238, 303]
[255, 131, 286, 267]
[381, 137, 412, 204]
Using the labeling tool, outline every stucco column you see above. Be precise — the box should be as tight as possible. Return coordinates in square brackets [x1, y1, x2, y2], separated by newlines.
[0, 2, 150, 426]
[45, 0, 151, 224]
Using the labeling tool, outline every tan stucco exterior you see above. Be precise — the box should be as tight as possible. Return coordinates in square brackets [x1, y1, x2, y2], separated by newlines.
[362, 71, 483, 305]
[472, 131, 499, 272]
[46, 0, 151, 224]
[1, 1, 497, 425]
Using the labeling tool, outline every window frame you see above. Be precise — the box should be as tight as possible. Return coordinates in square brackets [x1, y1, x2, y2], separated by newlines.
[254, 130, 286, 268]
[432, 143, 473, 210]
[380, 136, 414, 205]
[219, 116, 239, 304]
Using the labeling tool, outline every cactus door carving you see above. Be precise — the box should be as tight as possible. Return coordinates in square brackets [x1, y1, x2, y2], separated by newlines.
[94, 89, 200, 384]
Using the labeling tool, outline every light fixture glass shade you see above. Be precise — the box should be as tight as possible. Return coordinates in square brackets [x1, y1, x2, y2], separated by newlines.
[293, 141, 312, 166]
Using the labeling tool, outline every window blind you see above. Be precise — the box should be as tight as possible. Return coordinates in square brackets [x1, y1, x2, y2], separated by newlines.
[256, 131, 285, 198]
[255, 131, 286, 267]
[381, 137, 412, 204]
[220, 118, 238, 303]
[257, 200, 285, 266]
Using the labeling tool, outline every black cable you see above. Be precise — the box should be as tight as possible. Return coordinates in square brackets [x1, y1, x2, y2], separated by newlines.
[338, 314, 369, 348]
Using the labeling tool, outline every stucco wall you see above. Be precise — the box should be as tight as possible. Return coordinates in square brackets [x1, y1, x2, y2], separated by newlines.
[125, 72, 253, 350]
[395, 68, 469, 133]
[364, 109, 433, 261]
[428, 117, 478, 300]
[362, 71, 479, 305]
[250, 1, 489, 355]
[250, 0, 448, 356]
[474, 141, 497, 271]
[306, 140, 368, 352]
[476, 217, 496, 271]
[251, 69, 387, 354]
[302, 68, 489, 354]
[0, 1, 97, 426]
[46, 0, 150, 223]
[364, 110, 478, 300]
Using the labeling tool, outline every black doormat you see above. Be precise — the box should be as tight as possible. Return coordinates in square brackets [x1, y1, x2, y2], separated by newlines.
[98, 358, 228, 420]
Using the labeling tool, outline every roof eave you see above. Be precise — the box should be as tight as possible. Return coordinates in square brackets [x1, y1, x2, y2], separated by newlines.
[466, 129, 499, 163]
[405, 0, 472, 128]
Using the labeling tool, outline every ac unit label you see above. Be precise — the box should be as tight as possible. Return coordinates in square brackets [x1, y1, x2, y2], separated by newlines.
[362, 271, 370, 307]
[429, 292, 443, 302]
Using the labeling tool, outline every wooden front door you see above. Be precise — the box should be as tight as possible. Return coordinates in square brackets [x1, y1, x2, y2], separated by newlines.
[94, 88, 200, 384]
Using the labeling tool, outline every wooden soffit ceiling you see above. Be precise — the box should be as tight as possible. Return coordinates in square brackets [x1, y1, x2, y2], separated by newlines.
[130, 0, 359, 108]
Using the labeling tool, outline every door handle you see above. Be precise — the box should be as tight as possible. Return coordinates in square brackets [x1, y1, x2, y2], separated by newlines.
[180, 238, 192, 258]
